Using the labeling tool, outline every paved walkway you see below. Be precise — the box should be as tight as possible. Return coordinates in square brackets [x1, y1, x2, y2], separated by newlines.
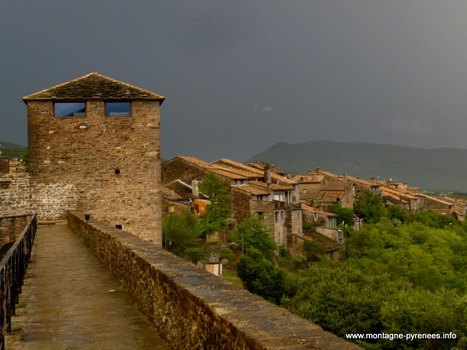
[6, 223, 170, 350]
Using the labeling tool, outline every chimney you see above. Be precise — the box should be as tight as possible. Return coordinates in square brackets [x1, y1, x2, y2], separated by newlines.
[264, 164, 272, 184]
[316, 167, 320, 175]
[192, 179, 199, 197]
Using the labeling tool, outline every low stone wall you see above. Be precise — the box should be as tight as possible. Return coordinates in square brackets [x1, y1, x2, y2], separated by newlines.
[0, 173, 78, 220]
[67, 211, 360, 350]
[0, 157, 9, 174]
[0, 215, 32, 248]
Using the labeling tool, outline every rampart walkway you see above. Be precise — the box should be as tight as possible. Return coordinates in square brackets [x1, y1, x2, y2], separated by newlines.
[5, 223, 170, 349]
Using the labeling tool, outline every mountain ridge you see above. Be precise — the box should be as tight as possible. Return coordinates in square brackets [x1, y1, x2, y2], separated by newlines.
[245, 140, 467, 191]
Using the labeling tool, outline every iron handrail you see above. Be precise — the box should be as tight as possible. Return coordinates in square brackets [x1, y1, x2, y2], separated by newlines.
[0, 214, 37, 350]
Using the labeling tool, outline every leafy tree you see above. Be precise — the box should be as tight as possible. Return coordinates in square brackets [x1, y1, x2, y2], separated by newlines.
[409, 209, 458, 229]
[230, 216, 277, 260]
[354, 190, 384, 224]
[236, 248, 286, 304]
[385, 205, 409, 223]
[198, 171, 232, 234]
[162, 210, 205, 262]
[330, 203, 354, 227]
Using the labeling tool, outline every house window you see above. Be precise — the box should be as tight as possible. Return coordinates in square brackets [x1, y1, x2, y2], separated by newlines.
[55, 102, 86, 117]
[106, 102, 131, 116]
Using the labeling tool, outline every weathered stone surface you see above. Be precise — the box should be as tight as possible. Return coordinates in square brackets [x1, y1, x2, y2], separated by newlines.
[0, 173, 78, 220]
[0, 215, 32, 248]
[0, 157, 8, 174]
[24, 74, 164, 245]
[68, 211, 362, 350]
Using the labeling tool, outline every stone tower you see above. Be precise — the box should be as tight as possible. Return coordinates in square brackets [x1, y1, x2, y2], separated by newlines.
[23, 73, 165, 244]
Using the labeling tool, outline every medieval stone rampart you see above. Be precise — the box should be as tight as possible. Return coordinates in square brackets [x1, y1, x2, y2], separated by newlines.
[0, 215, 32, 249]
[0, 173, 78, 219]
[67, 210, 361, 350]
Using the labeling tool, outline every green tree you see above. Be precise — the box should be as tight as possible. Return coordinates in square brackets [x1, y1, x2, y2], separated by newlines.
[236, 248, 286, 304]
[162, 210, 205, 262]
[354, 190, 384, 223]
[230, 216, 277, 260]
[409, 209, 458, 229]
[330, 203, 354, 227]
[198, 171, 232, 234]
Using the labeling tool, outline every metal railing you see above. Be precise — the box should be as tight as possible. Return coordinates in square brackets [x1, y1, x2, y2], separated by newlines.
[0, 215, 37, 350]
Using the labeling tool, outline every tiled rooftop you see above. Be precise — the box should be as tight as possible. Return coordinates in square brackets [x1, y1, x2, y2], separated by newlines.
[23, 73, 165, 101]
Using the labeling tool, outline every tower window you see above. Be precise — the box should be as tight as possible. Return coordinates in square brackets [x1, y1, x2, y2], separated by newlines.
[55, 102, 86, 117]
[106, 102, 131, 117]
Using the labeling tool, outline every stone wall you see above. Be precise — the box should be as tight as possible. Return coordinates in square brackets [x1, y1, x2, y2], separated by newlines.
[0, 174, 33, 217]
[0, 157, 9, 174]
[27, 99, 162, 244]
[67, 210, 361, 350]
[0, 173, 78, 220]
[230, 188, 251, 223]
[0, 215, 32, 248]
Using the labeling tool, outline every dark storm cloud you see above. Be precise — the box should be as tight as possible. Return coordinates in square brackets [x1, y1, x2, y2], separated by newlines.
[1, 1, 467, 162]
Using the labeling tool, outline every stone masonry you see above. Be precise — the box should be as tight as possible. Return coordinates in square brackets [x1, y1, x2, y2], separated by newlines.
[68, 211, 361, 350]
[23, 73, 164, 244]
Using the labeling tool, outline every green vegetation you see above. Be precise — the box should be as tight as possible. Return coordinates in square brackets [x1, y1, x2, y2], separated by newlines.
[236, 248, 286, 304]
[162, 210, 207, 263]
[197, 171, 232, 235]
[281, 218, 467, 349]
[0, 142, 27, 160]
[354, 191, 385, 224]
[230, 216, 277, 260]
[162, 173, 467, 349]
[75, 231, 88, 246]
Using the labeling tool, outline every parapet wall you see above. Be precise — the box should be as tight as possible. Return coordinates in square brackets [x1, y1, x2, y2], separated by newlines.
[67, 211, 360, 350]
[0, 215, 32, 248]
[0, 173, 78, 220]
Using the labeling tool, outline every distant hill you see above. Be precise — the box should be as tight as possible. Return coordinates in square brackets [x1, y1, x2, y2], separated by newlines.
[0, 141, 27, 160]
[245, 140, 467, 192]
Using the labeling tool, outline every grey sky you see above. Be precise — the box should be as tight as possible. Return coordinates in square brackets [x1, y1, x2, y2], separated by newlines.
[1, 1, 467, 162]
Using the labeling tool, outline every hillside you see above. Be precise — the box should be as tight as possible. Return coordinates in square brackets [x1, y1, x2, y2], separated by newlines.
[0, 141, 27, 159]
[245, 140, 467, 191]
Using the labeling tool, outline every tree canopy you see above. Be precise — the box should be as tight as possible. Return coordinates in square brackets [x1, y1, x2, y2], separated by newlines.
[197, 171, 232, 234]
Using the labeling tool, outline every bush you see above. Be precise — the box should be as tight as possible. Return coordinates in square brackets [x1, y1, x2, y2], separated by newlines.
[236, 248, 286, 304]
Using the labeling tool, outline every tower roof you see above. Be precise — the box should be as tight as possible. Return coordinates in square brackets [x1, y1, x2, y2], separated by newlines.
[23, 72, 165, 103]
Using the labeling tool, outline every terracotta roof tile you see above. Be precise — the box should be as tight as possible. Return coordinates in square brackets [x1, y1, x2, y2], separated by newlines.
[177, 156, 214, 169]
[301, 203, 336, 216]
[232, 184, 270, 196]
[291, 175, 325, 183]
[323, 182, 348, 191]
[248, 181, 292, 191]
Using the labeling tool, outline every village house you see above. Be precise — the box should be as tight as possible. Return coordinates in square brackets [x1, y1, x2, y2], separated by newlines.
[161, 179, 210, 216]
[291, 174, 327, 203]
[161, 156, 303, 246]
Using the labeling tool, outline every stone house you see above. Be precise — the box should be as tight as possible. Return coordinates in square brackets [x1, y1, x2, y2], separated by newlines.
[162, 179, 210, 216]
[318, 181, 355, 211]
[301, 203, 337, 228]
[162, 156, 303, 246]
[291, 174, 326, 203]
[23, 73, 164, 244]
